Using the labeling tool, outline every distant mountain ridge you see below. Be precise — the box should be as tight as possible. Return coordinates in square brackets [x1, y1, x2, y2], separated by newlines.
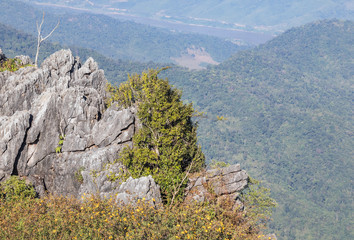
[0, 22, 170, 84]
[20, 0, 354, 34]
[0, 0, 245, 68]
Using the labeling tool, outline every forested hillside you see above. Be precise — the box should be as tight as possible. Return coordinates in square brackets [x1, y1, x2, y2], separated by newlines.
[0, 0, 244, 67]
[160, 20, 353, 240]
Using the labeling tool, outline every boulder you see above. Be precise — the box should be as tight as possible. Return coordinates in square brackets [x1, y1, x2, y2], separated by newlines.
[14, 55, 33, 66]
[185, 164, 249, 209]
[115, 175, 162, 207]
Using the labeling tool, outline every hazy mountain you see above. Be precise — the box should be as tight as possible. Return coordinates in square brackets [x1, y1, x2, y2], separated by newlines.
[0, 22, 170, 83]
[20, 0, 354, 34]
[0, 0, 245, 69]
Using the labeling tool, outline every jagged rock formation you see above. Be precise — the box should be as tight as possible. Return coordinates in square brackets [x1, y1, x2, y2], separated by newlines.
[185, 164, 248, 208]
[14, 55, 33, 66]
[0, 49, 157, 203]
[0, 50, 247, 207]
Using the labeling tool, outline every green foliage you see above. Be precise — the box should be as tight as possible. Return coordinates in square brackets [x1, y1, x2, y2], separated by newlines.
[241, 178, 277, 227]
[55, 135, 65, 153]
[74, 167, 85, 184]
[107, 171, 121, 183]
[0, 194, 272, 239]
[209, 160, 230, 169]
[2, 15, 352, 239]
[108, 69, 205, 204]
[0, 176, 36, 201]
[0, 58, 27, 72]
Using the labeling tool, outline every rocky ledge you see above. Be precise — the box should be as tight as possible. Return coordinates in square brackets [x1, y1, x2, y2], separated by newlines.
[0, 50, 248, 207]
[185, 164, 248, 209]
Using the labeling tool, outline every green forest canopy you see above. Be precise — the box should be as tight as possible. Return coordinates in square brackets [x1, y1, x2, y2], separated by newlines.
[159, 19, 353, 240]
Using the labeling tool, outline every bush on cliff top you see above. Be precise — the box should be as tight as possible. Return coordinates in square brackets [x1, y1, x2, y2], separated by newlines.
[107, 68, 205, 204]
[0, 58, 28, 72]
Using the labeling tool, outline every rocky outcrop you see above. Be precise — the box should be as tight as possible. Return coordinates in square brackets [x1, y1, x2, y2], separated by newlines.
[0, 49, 141, 200]
[0, 49, 32, 66]
[115, 176, 162, 207]
[14, 55, 33, 66]
[0, 49, 247, 208]
[185, 164, 248, 208]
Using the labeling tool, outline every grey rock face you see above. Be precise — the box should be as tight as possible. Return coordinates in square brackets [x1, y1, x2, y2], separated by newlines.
[116, 175, 162, 207]
[185, 164, 248, 208]
[14, 55, 33, 66]
[0, 49, 136, 199]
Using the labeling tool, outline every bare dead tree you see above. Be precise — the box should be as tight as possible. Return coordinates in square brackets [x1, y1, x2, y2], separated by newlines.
[35, 12, 60, 67]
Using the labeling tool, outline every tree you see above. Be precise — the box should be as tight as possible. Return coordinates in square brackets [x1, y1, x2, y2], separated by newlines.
[107, 68, 205, 204]
[35, 12, 60, 67]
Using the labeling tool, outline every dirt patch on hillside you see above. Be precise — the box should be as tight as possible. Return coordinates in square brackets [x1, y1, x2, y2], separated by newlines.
[172, 46, 219, 70]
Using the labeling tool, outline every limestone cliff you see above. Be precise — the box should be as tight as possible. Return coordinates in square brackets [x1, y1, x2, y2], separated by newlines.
[0, 50, 248, 206]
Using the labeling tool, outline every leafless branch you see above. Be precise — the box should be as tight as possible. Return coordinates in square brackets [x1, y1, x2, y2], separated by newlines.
[35, 12, 60, 67]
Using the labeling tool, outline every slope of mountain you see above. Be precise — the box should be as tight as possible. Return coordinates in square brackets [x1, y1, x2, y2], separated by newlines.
[20, 0, 354, 34]
[161, 19, 353, 240]
[0, 23, 169, 84]
[0, 0, 245, 69]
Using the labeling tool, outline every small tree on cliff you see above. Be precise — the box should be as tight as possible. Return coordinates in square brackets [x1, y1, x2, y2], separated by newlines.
[107, 68, 205, 204]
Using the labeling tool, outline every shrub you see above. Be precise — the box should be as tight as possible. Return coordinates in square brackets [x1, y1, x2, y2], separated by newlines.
[107, 69, 205, 204]
[0, 176, 36, 201]
[240, 178, 277, 229]
[0, 58, 28, 72]
[0, 194, 268, 239]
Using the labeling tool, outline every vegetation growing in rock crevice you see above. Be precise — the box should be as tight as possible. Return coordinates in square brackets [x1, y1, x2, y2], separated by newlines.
[107, 68, 205, 204]
[0, 58, 28, 72]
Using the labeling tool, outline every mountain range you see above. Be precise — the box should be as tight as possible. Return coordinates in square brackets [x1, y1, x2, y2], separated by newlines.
[20, 0, 354, 34]
[0, 0, 246, 69]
